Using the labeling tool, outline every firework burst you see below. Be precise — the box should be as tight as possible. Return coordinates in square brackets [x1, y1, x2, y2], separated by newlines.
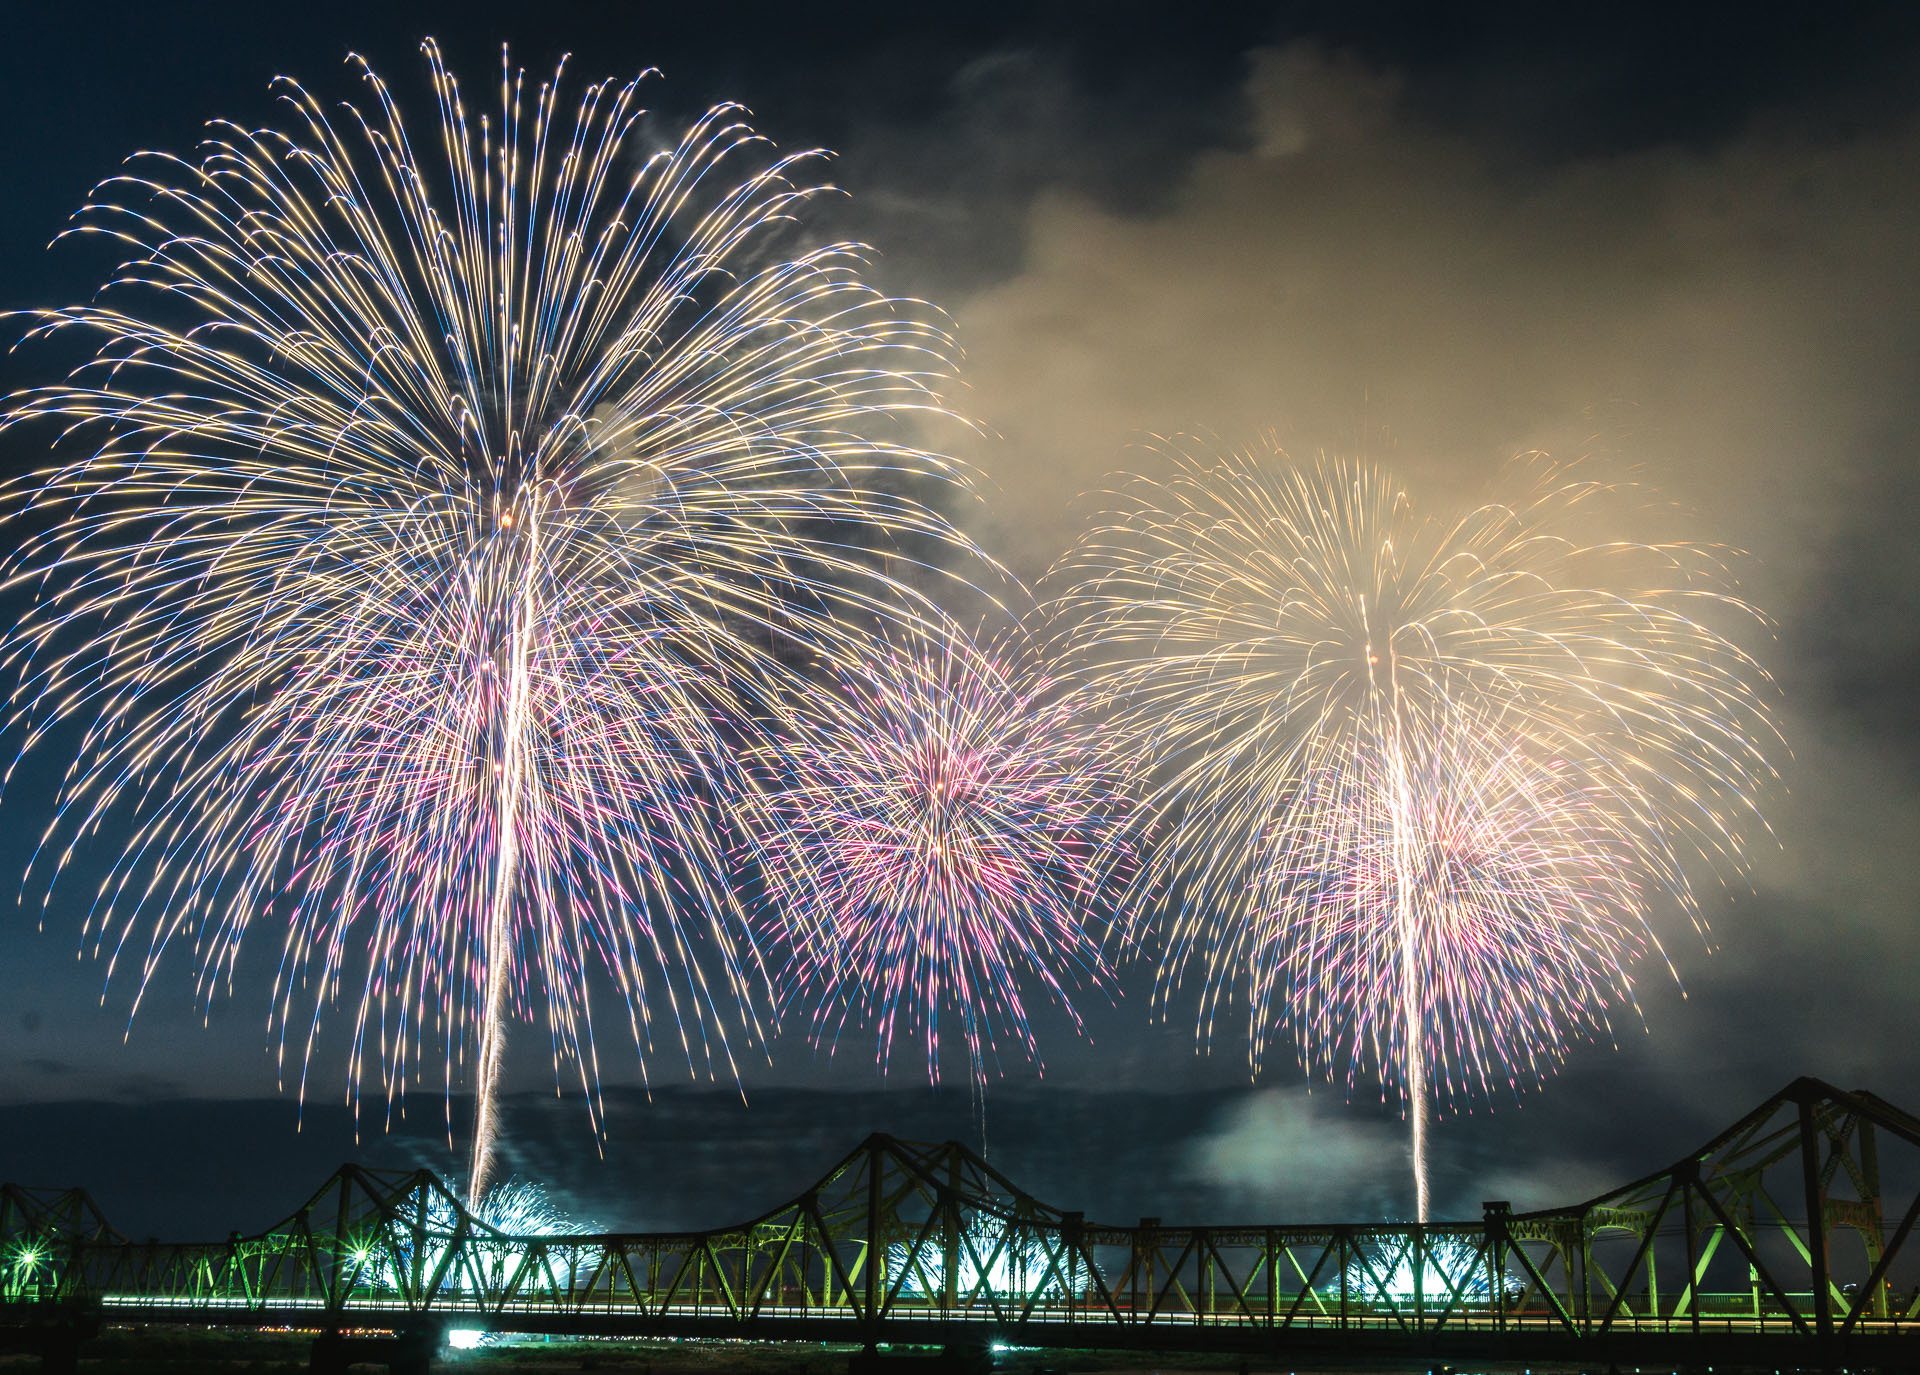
[347, 1176, 592, 1303]
[1052, 443, 1778, 1218]
[751, 629, 1126, 1120]
[0, 42, 973, 1203]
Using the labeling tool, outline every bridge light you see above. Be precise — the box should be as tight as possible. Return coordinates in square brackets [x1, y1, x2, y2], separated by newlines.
[448, 1329, 485, 1350]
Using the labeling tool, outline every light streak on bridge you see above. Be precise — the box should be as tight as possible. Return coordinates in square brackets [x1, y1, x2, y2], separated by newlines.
[2, 1077, 1916, 1373]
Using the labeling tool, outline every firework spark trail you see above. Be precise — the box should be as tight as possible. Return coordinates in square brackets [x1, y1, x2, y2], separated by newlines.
[1276, 705, 1681, 1218]
[1052, 444, 1778, 1219]
[351, 1176, 593, 1299]
[0, 43, 975, 1206]
[751, 630, 1127, 1145]
[472, 1177, 590, 1239]
[1342, 1230, 1510, 1302]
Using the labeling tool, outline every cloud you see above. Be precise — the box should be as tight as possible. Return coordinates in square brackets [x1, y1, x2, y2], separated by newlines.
[825, 42, 1257, 305]
[107, 1072, 189, 1103]
[1183, 1085, 1407, 1219]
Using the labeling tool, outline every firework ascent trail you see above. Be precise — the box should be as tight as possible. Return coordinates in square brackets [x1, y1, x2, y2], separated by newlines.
[1052, 444, 1779, 1220]
[0, 42, 977, 1205]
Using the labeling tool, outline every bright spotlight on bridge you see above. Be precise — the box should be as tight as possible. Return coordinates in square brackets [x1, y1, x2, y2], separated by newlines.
[4, 1241, 46, 1299]
[1342, 1235, 1513, 1304]
[447, 1328, 485, 1351]
[887, 1218, 1091, 1301]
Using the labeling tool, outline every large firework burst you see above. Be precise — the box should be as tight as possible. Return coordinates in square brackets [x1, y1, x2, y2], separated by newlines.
[751, 630, 1125, 1111]
[0, 43, 972, 1203]
[1052, 444, 1777, 1218]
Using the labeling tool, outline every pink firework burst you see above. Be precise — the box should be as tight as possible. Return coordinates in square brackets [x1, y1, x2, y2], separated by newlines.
[753, 631, 1130, 1090]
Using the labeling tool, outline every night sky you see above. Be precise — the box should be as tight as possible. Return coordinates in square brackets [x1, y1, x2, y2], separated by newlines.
[1, 1, 1918, 1241]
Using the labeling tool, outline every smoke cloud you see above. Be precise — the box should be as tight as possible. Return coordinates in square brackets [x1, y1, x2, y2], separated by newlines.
[1184, 1085, 1406, 1219]
[874, 41, 1920, 1114]
[943, 44, 1920, 595]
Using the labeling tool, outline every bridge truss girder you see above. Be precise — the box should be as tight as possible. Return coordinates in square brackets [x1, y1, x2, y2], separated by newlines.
[2, 1076, 1916, 1363]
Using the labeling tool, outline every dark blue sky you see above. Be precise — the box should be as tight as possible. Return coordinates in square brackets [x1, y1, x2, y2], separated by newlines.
[1, 1, 1918, 1236]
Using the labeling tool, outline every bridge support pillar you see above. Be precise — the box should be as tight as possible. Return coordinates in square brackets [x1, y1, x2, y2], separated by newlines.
[849, 1344, 993, 1375]
[35, 1329, 81, 1375]
[938, 1343, 993, 1375]
[310, 1329, 439, 1375]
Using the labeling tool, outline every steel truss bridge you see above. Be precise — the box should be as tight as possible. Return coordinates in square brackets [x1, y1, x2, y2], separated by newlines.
[3, 1077, 1918, 1372]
